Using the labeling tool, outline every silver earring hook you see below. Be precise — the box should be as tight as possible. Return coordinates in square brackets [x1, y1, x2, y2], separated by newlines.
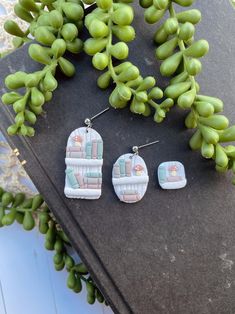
[132, 140, 160, 155]
[84, 107, 110, 129]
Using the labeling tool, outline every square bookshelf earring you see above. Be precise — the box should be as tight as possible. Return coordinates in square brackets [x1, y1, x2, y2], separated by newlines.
[157, 161, 187, 190]
[64, 107, 109, 200]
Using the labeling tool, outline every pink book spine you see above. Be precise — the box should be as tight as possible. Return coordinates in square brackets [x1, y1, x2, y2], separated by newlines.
[75, 173, 84, 188]
[84, 177, 101, 184]
[86, 184, 101, 189]
[113, 164, 120, 178]
[167, 176, 182, 182]
[122, 194, 140, 202]
[92, 140, 98, 159]
[69, 152, 85, 158]
[125, 160, 132, 177]
[67, 147, 82, 152]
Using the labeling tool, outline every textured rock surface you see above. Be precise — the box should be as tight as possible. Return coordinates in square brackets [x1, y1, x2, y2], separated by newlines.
[0, 1, 235, 313]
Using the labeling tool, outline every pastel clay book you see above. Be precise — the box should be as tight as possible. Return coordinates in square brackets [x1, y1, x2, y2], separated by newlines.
[64, 127, 103, 199]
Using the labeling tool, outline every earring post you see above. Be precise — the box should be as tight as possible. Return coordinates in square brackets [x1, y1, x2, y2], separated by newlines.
[132, 140, 159, 154]
[138, 140, 160, 149]
[90, 107, 110, 121]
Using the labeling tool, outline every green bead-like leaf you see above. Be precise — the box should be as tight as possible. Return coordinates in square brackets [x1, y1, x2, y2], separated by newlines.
[23, 211, 35, 230]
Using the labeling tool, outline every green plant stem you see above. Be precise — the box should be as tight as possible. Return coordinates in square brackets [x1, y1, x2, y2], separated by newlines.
[104, 2, 161, 112]
[169, 2, 196, 93]
[148, 99, 158, 109]
[106, 27, 160, 110]
[106, 6, 119, 82]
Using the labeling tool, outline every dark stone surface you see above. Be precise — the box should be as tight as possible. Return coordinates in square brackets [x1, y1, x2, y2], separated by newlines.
[1, 1, 235, 313]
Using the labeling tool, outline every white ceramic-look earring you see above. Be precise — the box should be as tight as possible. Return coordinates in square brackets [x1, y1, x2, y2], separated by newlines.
[158, 161, 187, 189]
[64, 108, 109, 200]
[112, 141, 159, 203]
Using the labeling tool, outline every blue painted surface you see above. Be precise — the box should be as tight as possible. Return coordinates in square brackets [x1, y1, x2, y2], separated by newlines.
[0, 222, 112, 314]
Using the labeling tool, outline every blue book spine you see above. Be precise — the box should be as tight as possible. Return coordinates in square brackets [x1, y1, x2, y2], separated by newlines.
[65, 168, 79, 189]
[158, 166, 166, 183]
[97, 140, 103, 159]
[85, 142, 92, 159]
[119, 159, 125, 177]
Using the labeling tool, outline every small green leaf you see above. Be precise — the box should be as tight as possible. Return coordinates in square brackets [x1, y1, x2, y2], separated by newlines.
[230, 0, 235, 9]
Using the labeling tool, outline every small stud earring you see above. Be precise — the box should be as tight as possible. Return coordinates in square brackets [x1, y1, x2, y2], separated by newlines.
[157, 161, 187, 190]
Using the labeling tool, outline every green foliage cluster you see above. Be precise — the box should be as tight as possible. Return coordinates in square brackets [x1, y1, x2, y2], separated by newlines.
[1, 2, 235, 183]
[2, 0, 84, 136]
[0, 0, 235, 306]
[0, 188, 106, 305]
[83, 0, 174, 121]
[140, 0, 235, 183]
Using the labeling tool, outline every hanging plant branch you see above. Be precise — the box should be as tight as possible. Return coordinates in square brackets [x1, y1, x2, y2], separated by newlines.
[0, 187, 107, 305]
[83, 0, 174, 122]
[140, 0, 235, 184]
[1, 0, 84, 136]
